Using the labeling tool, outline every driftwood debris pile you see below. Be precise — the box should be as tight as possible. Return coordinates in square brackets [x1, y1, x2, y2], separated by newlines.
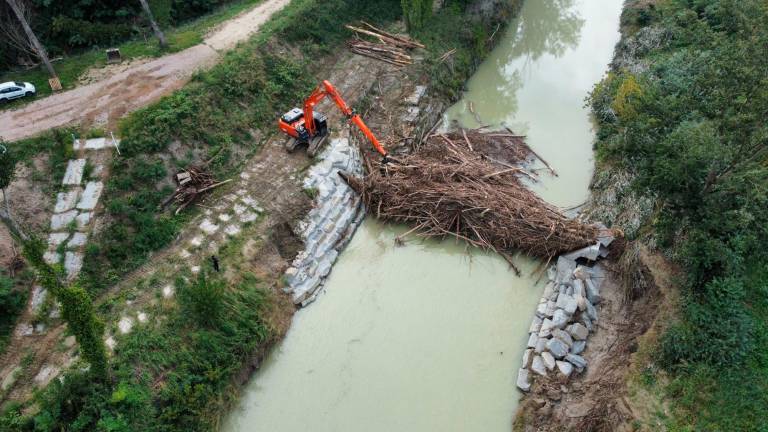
[346, 22, 424, 66]
[342, 130, 600, 262]
[163, 165, 231, 214]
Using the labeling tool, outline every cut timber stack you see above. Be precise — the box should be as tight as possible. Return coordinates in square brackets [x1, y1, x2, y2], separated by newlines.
[342, 130, 604, 261]
[346, 21, 424, 66]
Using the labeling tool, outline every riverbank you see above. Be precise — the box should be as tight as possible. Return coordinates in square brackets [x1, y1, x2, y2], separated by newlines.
[0, 1, 525, 429]
[519, 0, 768, 430]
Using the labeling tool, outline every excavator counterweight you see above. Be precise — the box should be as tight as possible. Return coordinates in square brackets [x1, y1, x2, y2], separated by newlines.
[278, 80, 388, 159]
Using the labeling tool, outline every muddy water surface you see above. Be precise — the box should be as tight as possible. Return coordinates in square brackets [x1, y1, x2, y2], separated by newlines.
[224, 1, 622, 431]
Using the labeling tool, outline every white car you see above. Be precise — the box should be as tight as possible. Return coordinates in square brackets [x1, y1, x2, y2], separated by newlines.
[0, 81, 36, 103]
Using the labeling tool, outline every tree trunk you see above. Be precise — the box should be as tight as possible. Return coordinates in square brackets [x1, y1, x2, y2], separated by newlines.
[4, 0, 57, 79]
[0, 189, 28, 241]
[139, 0, 168, 49]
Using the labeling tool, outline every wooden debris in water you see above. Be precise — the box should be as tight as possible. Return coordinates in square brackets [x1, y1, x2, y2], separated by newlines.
[341, 129, 601, 261]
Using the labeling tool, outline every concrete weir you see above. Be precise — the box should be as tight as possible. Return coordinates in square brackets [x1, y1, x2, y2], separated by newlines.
[282, 135, 365, 307]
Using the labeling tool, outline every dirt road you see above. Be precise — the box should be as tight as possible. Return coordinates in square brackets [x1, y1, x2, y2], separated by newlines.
[0, 0, 292, 142]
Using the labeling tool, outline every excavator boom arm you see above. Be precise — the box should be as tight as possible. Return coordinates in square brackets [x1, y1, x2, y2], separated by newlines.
[302, 80, 387, 157]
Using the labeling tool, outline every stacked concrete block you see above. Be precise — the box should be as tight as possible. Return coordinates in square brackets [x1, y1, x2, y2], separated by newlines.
[283, 137, 365, 307]
[516, 234, 613, 392]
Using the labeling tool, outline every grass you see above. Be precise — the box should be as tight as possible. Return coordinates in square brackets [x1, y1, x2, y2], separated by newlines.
[0, 0, 268, 110]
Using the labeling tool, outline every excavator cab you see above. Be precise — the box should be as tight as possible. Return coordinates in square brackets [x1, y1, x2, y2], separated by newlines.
[279, 108, 328, 155]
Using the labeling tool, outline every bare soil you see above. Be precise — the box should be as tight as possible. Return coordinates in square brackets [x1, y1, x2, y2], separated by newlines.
[0, 0, 292, 142]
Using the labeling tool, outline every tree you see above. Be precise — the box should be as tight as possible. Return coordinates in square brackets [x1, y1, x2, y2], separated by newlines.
[138, 0, 167, 49]
[2, 0, 57, 80]
[401, 0, 432, 32]
[0, 143, 25, 241]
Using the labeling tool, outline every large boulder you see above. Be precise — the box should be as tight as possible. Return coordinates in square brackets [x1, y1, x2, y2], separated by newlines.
[546, 338, 569, 359]
[567, 323, 589, 341]
[556, 360, 573, 377]
[552, 329, 574, 347]
[555, 293, 578, 315]
[565, 353, 587, 369]
[517, 368, 531, 392]
[531, 355, 548, 376]
[541, 352, 556, 371]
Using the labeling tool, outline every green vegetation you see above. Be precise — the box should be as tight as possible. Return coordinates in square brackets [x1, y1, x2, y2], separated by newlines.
[414, 0, 522, 100]
[401, 0, 433, 31]
[0, 274, 26, 354]
[24, 238, 109, 379]
[3, 271, 277, 431]
[590, 1, 768, 429]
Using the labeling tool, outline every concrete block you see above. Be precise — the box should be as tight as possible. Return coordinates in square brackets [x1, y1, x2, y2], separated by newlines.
[54, 190, 80, 213]
[67, 232, 88, 248]
[199, 219, 219, 235]
[43, 251, 60, 265]
[51, 210, 78, 230]
[527, 333, 538, 349]
[47, 232, 70, 249]
[75, 212, 91, 230]
[62, 159, 86, 185]
[76, 181, 104, 210]
[64, 252, 83, 279]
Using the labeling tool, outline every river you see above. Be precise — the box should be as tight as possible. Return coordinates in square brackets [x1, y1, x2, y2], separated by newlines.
[223, 1, 622, 431]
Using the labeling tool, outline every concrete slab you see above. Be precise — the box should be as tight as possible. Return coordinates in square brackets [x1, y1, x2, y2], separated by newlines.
[74, 137, 112, 151]
[54, 190, 80, 213]
[67, 232, 88, 248]
[199, 219, 219, 235]
[75, 212, 92, 230]
[62, 159, 86, 185]
[224, 224, 241, 236]
[51, 210, 78, 230]
[64, 252, 83, 279]
[47, 232, 70, 249]
[405, 85, 427, 105]
[30, 286, 47, 312]
[76, 181, 104, 210]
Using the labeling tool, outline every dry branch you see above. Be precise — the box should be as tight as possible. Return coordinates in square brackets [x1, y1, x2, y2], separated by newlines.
[342, 130, 601, 260]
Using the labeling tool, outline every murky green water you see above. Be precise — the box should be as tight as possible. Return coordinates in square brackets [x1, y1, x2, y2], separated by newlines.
[223, 1, 622, 431]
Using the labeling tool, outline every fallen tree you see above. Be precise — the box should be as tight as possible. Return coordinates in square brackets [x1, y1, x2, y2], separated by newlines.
[341, 130, 601, 263]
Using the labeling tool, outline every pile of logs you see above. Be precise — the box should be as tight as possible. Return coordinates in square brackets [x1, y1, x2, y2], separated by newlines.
[341, 130, 602, 264]
[163, 165, 231, 214]
[346, 22, 424, 66]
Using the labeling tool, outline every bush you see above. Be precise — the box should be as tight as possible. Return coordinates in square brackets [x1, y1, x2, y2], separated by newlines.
[178, 272, 225, 327]
[591, 0, 768, 428]
[0, 275, 25, 352]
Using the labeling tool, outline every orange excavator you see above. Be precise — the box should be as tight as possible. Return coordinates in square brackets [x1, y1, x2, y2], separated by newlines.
[278, 80, 388, 161]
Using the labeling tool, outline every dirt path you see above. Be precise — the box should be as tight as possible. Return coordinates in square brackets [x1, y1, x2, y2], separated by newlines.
[0, 0, 292, 143]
